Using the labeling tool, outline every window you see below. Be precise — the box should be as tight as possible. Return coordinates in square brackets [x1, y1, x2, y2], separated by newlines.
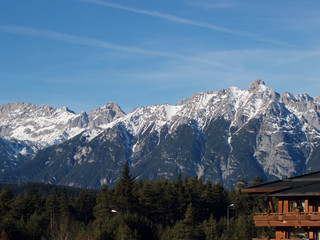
[290, 201, 298, 211]
[301, 200, 305, 212]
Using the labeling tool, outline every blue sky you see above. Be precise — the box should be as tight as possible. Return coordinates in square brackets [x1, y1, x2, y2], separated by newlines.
[0, 0, 319, 113]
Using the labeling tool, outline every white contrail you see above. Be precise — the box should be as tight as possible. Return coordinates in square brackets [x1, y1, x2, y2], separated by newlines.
[78, 0, 290, 47]
[0, 24, 235, 70]
[0, 24, 157, 55]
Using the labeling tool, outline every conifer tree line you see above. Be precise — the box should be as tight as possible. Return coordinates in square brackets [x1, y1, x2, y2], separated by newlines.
[0, 161, 275, 240]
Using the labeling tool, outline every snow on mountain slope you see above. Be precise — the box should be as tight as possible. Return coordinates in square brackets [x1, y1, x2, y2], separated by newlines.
[2, 80, 320, 189]
[104, 80, 303, 146]
[94, 80, 320, 184]
[0, 102, 125, 148]
[4, 80, 318, 152]
[0, 103, 81, 147]
[86, 80, 320, 163]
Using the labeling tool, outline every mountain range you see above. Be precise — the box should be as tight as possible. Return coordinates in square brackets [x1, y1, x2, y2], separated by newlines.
[1, 80, 320, 189]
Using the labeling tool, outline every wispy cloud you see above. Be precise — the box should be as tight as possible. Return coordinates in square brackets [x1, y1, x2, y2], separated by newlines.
[182, 0, 236, 9]
[0, 24, 234, 70]
[78, 0, 290, 47]
[259, 49, 320, 73]
[0, 24, 156, 55]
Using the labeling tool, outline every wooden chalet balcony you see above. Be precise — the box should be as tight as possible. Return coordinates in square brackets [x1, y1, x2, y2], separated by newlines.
[254, 211, 320, 227]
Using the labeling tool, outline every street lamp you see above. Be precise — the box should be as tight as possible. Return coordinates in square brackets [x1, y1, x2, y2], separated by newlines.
[111, 209, 118, 213]
[227, 203, 234, 229]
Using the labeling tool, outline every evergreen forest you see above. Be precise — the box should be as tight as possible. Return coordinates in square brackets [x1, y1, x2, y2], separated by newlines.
[0, 161, 275, 240]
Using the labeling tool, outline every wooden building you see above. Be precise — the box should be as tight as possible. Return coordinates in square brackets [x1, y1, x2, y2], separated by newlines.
[242, 171, 320, 240]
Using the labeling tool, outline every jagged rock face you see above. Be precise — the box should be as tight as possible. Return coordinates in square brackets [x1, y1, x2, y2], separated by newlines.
[1, 80, 320, 189]
[88, 102, 126, 128]
[0, 103, 85, 147]
[0, 102, 125, 176]
[0, 137, 35, 174]
[0, 102, 125, 147]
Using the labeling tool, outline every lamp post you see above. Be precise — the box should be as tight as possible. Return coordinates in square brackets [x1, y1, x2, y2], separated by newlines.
[227, 203, 234, 230]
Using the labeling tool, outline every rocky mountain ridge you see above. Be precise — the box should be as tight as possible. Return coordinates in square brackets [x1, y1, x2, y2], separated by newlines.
[0, 102, 125, 147]
[1, 80, 320, 189]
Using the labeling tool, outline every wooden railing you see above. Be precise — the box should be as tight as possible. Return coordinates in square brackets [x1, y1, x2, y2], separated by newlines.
[254, 211, 320, 227]
[252, 238, 309, 240]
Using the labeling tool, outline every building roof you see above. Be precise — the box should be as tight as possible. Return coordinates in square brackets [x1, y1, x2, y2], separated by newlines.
[241, 171, 320, 196]
[270, 182, 320, 197]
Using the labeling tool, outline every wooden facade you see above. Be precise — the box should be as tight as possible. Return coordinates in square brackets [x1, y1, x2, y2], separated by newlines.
[242, 171, 320, 240]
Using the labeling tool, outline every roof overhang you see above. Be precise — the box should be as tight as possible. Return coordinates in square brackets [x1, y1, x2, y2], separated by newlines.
[241, 187, 290, 194]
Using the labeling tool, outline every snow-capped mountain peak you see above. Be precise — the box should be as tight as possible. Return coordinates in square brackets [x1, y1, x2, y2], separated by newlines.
[2, 80, 320, 189]
[0, 102, 125, 148]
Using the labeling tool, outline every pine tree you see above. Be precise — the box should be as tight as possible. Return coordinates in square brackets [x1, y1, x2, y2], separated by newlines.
[202, 214, 218, 240]
[174, 174, 187, 220]
[25, 212, 47, 239]
[113, 161, 136, 213]
[171, 204, 204, 240]
[200, 181, 214, 220]
[0, 187, 13, 221]
[46, 189, 60, 232]
[138, 180, 154, 220]
[211, 182, 228, 219]
[59, 188, 70, 218]
[11, 184, 41, 222]
[236, 178, 248, 190]
[94, 184, 113, 233]
[231, 214, 253, 240]
[0, 214, 26, 240]
[250, 176, 263, 186]
[160, 179, 177, 225]
[75, 190, 96, 224]
[116, 224, 135, 240]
